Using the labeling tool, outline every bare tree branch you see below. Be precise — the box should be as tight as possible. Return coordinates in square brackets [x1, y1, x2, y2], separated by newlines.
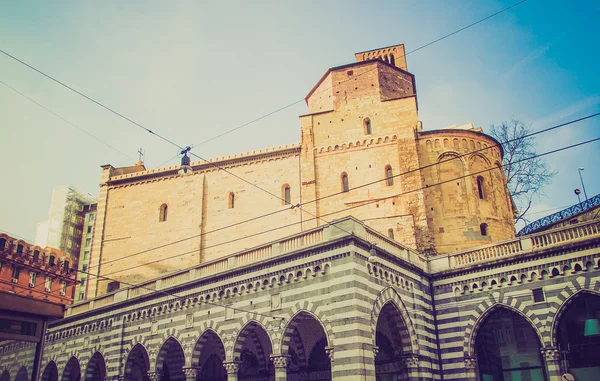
[490, 119, 557, 225]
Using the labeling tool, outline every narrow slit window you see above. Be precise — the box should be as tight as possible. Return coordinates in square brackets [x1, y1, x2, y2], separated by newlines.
[228, 192, 235, 209]
[385, 166, 394, 186]
[390, 54, 395, 66]
[477, 176, 485, 199]
[364, 118, 372, 135]
[480, 223, 488, 236]
[388, 228, 394, 239]
[341, 173, 349, 192]
[159, 203, 168, 222]
[283, 185, 291, 205]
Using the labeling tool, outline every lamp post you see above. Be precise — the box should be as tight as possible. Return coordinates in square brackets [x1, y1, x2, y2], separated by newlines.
[578, 167, 588, 201]
[574, 189, 581, 204]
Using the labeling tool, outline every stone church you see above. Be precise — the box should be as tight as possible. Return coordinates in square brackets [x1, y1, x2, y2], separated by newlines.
[2, 44, 599, 381]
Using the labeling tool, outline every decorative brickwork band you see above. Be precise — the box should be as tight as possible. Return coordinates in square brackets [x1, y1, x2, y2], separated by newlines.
[146, 372, 162, 381]
[183, 367, 201, 381]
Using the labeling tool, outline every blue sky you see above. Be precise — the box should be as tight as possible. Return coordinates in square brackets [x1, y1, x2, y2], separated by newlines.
[1, 0, 599, 241]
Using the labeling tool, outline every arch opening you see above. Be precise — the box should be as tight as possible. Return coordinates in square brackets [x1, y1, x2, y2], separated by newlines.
[124, 344, 150, 381]
[156, 337, 185, 381]
[375, 302, 413, 380]
[194, 330, 227, 381]
[234, 322, 273, 380]
[556, 293, 600, 379]
[282, 311, 331, 380]
[61, 357, 81, 381]
[0, 370, 11, 381]
[84, 352, 106, 381]
[475, 308, 546, 381]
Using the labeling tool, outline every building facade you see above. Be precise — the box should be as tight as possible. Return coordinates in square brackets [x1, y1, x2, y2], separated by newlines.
[86, 44, 514, 298]
[1, 45, 598, 381]
[0, 232, 77, 305]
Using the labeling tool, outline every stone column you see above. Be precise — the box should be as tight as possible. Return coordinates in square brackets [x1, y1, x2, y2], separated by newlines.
[271, 356, 290, 381]
[464, 357, 477, 381]
[146, 372, 162, 381]
[223, 362, 240, 381]
[182, 367, 201, 381]
[402, 355, 419, 381]
[541, 347, 563, 381]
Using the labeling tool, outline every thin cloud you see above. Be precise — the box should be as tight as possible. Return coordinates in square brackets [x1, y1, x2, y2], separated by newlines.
[503, 43, 551, 78]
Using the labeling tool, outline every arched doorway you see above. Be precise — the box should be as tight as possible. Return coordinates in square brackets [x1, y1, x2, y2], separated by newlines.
[557, 292, 600, 379]
[156, 337, 185, 381]
[14, 368, 28, 381]
[84, 352, 106, 381]
[41, 362, 58, 381]
[475, 308, 546, 381]
[282, 312, 331, 381]
[193, 329, 226, 381]
[0, 370, 10, 381]
[124, 344, 150, 381]
[62, 357, 81, 381]
[374, 302, 413, 381]
[233, 321, 273, 380]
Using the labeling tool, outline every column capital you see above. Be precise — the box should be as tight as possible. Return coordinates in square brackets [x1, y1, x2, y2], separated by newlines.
[372, 345, 380, 356]
[223, 362, 240, 374]
[464, 357, 477, 369]
[540, 347, 561, 361]
[325, 346, 334, 363]
[402, 354, 419, 369]
[182, 367, 201, 379]
[270, 356, 291, 369]
[146, 371, 162, 381]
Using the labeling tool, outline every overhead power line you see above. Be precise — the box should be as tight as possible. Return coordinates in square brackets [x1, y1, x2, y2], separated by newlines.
[32, 135, 599, 304]
[159, 0, 528, 166]
[75, 111, 600, 274]
[0, 80, 135, 162]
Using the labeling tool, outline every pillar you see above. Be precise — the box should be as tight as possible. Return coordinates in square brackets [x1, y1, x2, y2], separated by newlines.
[541, 347, 563, 381]
[464, 357, 477, 381]
[402, 355, 419, 381]
[182, 367, 201, 381]
[222, 362, 240, 381]
[146, 372, 162, 381]
[271, 356, 290, 381]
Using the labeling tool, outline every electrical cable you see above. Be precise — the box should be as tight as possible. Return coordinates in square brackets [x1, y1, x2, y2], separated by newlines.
[33, 110, 598, 291]
[158, 0, 528, 166]
[31, 136, 599, 302]
[72, 111, 600, 273]
[0, 80, 135, 162]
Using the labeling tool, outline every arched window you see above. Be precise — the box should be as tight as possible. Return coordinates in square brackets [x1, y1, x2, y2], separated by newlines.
[477, 176, 485, 199]
[383, 55, 389, 63]
[480, 223, 488, 236]
[33, 250, 40, 260]
[364, 118, 372, 135]
[282, 185, 291, 205]
[0, 238, 5, 250]
[387, 228, 394, 239]
[475, 308, 545, 380]
[49, 255, 55, 266]
[228, 192, 235, 209]
[390, 54, 395, 66]
[63, 261, 69, 271]
[16, 244, 23, 253]
[159, 204, 168, 222]
[341, 173, 349, 192]
[385, 165, 394, 186]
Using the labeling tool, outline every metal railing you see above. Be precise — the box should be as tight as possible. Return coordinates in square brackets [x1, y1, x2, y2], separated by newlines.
[517, 194, 600, 236]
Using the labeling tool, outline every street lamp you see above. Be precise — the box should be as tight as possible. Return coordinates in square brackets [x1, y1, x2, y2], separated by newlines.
[578, 167, 588, 201]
